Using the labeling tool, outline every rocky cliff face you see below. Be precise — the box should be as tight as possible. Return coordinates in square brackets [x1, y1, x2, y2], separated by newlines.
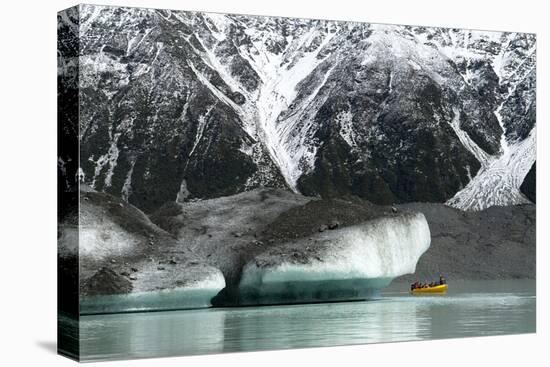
[520, 162, 536, 203]
[63, 5, 535, 212]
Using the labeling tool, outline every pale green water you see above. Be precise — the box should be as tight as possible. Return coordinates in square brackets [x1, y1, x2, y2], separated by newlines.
[71, 280, 535, 361]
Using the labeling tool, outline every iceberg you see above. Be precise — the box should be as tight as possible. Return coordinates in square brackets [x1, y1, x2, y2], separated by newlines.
[59, 189, 227, 314]
[234, 213, 430, 306]
[65, 188, 430, 312]
[80, 268, 225, 314]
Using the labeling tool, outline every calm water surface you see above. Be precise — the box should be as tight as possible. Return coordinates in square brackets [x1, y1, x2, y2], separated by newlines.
[73, 279, 535, 361]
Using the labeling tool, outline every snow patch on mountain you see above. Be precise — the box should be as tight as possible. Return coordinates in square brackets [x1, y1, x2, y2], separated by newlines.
[88, 131, 120, 190]
[121, 160, 135, 201]
[448, 107, 492, 166]
[251, 30, 337, 191]
[447, 126, 535, 211]
[337, 110, 356, 148]
[178, 15, 341, 191]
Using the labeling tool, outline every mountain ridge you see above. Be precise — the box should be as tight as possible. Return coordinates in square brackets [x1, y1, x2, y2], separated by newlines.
[65, 5, 536, 213]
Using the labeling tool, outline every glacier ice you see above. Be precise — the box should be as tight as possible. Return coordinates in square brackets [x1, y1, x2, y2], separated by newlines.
[80, 272, 225, 314]
[236, 213, 431, 305]
[70, 189, 435, 311]
[63, 190, 228, 314]
[447, 109, 536, 211]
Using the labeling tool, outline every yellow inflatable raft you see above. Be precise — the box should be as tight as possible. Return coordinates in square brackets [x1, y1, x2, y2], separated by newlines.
[411, 284, 448, 294]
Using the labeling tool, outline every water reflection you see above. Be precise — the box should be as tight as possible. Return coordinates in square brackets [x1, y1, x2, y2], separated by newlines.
[75, 280, 535, 362]
[80, 309, 226, 360]
[220, 299, 428, 353]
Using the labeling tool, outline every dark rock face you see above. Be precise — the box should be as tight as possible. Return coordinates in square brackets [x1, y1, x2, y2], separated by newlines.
[521, 162, 536, 203]
[501, 71, 536, 142]
[66, 5, 536, 213]
[297, 97, 481, 204]
[82, 267, 133, 296]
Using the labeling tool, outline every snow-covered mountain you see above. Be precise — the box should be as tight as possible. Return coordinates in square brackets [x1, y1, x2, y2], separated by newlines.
[63, 5, 536, 212]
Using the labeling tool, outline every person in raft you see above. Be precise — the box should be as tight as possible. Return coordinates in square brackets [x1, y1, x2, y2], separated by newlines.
[411, 275, 446, 290]
[411, 281, 426, 290]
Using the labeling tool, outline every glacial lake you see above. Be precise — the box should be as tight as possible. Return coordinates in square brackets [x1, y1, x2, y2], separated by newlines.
[67, 279, 536, 362]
